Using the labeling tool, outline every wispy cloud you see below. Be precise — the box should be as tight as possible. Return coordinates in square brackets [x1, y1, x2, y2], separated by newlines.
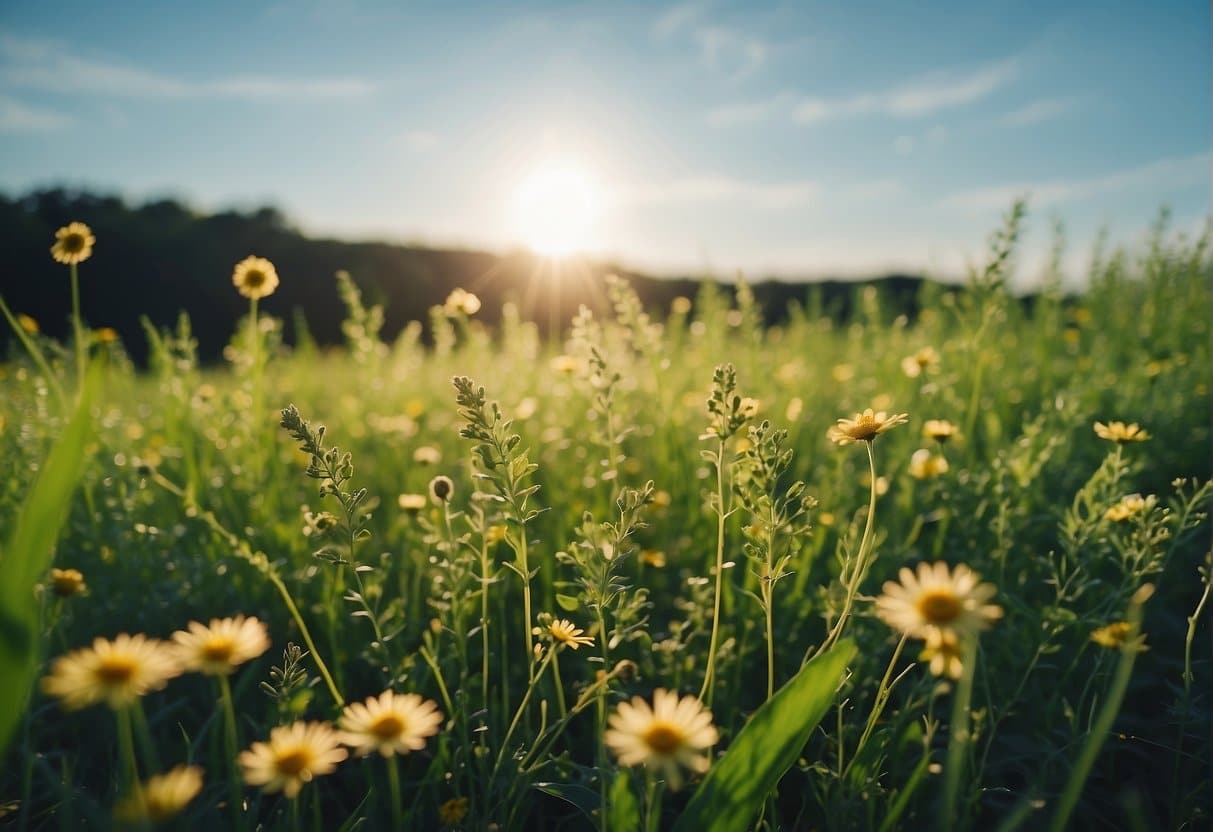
[705, 91, 794, 127]
[998, 96, 1077, 127]
[0, 93, 71, 131]
[793, 59, 1019, 123]
[616, 174, 817, 208]
[652, 3, 767, 79]
[0, 32, 376, 100]
[652, 2, 707, 39]
[942, 151, 1212, 211]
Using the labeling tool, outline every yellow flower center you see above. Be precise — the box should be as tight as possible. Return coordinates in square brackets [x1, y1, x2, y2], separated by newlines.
[916, 590, 961, 623]
[551, 626, 575, 643]
[243, 270, 266, 288]
[96, 654, 139, 684]
[369, 714, 406, 740]
[62, 234, 86, 252]
[201, 637, 236, 664]
[850, 421, 879, 440]
[642, 722, 685, 755]
[276, 748, 312, 776]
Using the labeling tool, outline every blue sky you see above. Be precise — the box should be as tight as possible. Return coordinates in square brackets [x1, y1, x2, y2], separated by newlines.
[0, 0, 1208, 282]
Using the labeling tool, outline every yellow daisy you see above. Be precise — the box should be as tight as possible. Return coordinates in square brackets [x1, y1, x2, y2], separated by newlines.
[1104, 494, 1154, 522]
[919, 629, 963, 679]
[1090, 621, 1148, 653]
[900, 346, 940, 378]
[922, 419, 959, 443]
[231, 256, 280, 300]
[537, 618, 595, 650]
[171, 615, 270, 675]
[443, 288, 482, 316]
[438, 797, 469, 825]
[51, 222, 95, 265]
[908, 448, 949, 480]
[1093, 421, 1150, 443]
[113, 765, 204, 823]
[398, 493, 428, 511]
[875, 562, 1003, 640]
[239, 721, 348, 798]
[17, 314, 39, 334]
[828, 409, 909, 445]
[338, 690, 444, 758]
[42, 633, 183, 710]
[49, 567, 87, 598]
[604, 689, 719, 790]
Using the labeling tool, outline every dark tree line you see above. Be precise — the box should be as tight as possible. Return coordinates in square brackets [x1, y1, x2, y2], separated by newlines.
[0, 189, 931, 364]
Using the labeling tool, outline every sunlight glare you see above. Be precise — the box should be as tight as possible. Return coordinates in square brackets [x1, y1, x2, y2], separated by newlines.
[512, 163, 601, 257]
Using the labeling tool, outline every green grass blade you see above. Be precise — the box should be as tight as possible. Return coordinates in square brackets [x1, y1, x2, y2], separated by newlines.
[0, 368, 97, 753]
[672, 639, 856, 832]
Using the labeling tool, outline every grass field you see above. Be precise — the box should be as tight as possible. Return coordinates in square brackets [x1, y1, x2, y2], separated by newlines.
[1, 205, 1210, 830]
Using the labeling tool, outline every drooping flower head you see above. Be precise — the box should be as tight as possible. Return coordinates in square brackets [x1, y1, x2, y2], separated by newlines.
[239, 721, 348, 798]
[113, 765, 204, 823]
[338, 690, 444, 758]
[875, 561, 1003, 640]
[51, 222, 95, 265]
[828, 409, 909, 445]
[604, 689, 719, 790]
[172, 615, 270, 675]
[49, 567, 87, 598]
[42, 633, 183, 710]
[231, 256, 280, 300]
[535, 617, 595, 650]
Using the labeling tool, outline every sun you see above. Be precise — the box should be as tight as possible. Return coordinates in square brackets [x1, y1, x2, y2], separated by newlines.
[512, 163, 602, 257]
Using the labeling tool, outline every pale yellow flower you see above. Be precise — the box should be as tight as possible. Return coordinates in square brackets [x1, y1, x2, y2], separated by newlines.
[908, 448, 949, 480]
[670, 296, 693, 316]
[113, 765, 204, 823]
[17, 314, 39, 334]
[1090, 621, 1148, 653]
[439, 797, 469, 825]
[443, 288, 481, 316]
[398, 493, 427, 511]
[239, 721, 348, 798]
[536, 618, 595, 650]
[875, 562, 1002, 640]
[604, 689, 718, 790]
[338, 690, 444, 758]
[922, 420, 959, 443]
[1093, 421, 1150, 443]
[231, 256, 279, 300]
[640, 549, 667, 568]
[919, 629, 963, 679]
[49, 567, 87, 598]
[900, 346, 940, 378]
[550, 354, 584, 374]
[171, 615, 270, 675]
[42, 634, 183, 710]
[1104, 494, 1154, 522]
[95, 327, 119, 343]
[51, 222, 95, 265]
[413, 445, 442, 465]
[828, 409, 908, 445]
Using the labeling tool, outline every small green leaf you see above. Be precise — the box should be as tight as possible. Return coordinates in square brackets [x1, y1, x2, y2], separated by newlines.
[672, 639, 856, 832]
[555, 593, 581, 612]
[608, 769, 640, 831]
[534, 782, 600, 823]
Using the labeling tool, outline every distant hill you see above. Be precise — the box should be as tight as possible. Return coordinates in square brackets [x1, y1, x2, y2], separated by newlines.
[0, 189, 931, 363]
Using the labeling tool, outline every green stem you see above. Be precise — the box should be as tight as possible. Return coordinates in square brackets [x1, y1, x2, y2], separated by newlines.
[0, 293, 68, 412]
[845, 633, 909, 780]
[218, 675, 245, 829]
[699, 438, 728, 703]
[942, 636, 979, 832]
[115, 706, 141, 797]
[1170, 560, 1208, 825]
[550, 648, 568, 721]
[387, 755, 403, 829]
[69, 263, 85, 394]
[493, 649, 555, 779]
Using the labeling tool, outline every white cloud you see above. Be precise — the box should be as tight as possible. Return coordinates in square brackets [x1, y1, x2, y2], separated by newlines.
[793, 59, 1019, 123]
[998, 96, 1076, 127]
[942, 151, 1212, 211]
[0, 93, 71, 131]
[651, 4, 767, 79]
[652, 2, 708, 39]
[616, 174, 818, 208]
[0, 32, 376, 100]
[705, 91, 793, 126]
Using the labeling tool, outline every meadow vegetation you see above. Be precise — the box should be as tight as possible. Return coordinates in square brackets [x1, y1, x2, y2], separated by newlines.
[0, 204, 1210, 830]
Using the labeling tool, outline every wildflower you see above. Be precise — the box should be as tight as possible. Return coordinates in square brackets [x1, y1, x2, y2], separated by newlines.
[738, 397, 761, 419]
[113, 765, 204, 823]
[231, 256, 279, 300]
[443, 288, 481, 316]
[51, 222, 95, 265]
[239, 721, 348, 798]
[49, 567, 87, 598]
[302, 510, 340, 536]
[875, 562, 1003, 640]
[1104, 494, 1154, 522]
[671, 296, 693, 315]
[172, 615, 270, 675]
[922, 420, 959, 443]
[828, 409, 909, 445]
[550, 354, 583, 374]
[413, 445, 442, 465]
[17, 314, 38, 334]
[429, 475, 454, 504]
[95, 327, 119, 343]
[1093, 421, 1150, 443]
[398, 493, 427, 511]
[831, 364, 855, 383]
[536, 618, 595, 650]
[908, 448, 949, 480]
[439, 797, 469, 825]
[485, 524, 508, 544]
[42, 634, 183, 710]
[1090, 621, 1148, 653]
[640, 549, 667, 568]
[901, 346, 940, 378]
[339, 690, 444, 758]
[605, 688, 719, 790]
[919, 629, 963, 679]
